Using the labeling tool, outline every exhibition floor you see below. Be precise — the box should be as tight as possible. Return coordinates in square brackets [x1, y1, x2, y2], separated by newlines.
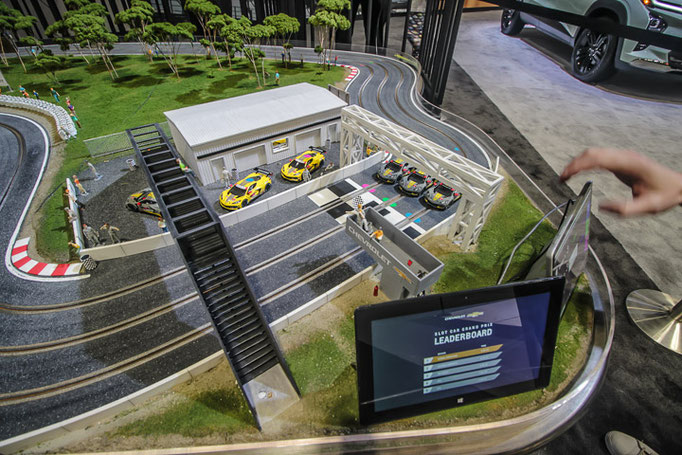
[447, 10, 682, 455]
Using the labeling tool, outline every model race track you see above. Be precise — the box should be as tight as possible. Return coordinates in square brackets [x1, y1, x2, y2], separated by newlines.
[0, 48, 494, 441]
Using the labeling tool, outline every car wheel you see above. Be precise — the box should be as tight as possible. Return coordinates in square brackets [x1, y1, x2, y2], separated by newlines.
[320, 159, 325, 169]
[571, 26, 617, 83]
[501, 9, 524, 36]
[265, 183, 272, 191]
[126, 203, 138, 212]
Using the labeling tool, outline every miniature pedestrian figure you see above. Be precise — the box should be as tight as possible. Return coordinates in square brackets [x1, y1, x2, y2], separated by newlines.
[100, 223, 121, 244]
[65, 97, 75, 114]
[64, 207, 77, 223]
[321, 162, 335, 175]
[68, 241, 81, 254]
[176, 158, 195, 177]
[19, 85, 25, 94]
[346, 197, 371, 232]
[370, 228, 384, 242]
[300, 54, 304, 67]
[281, 52, 285, 63]
[334, 55, 338, 66]
[222, 167, 231, 188]
[50, 87, 60, 102]
[87, 161, 103, 181]
[82, 223, 101, 246]
[157, 217, 168, 232]
[72, 175, 88, 195]
[64, 188, 84, 208]
[23, 90, 30, 99]
[302, 167, 311, 182]
[70, 113, 82, 128]
[32, 90, 39, 99]
[275, 72, 280, 85]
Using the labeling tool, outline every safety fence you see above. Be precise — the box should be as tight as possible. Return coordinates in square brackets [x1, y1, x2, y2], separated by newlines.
[65, 178, 85, 250]
[83, 121, 173, 158]
[0, 95, 77, 140]
[79, 152, 386, 261]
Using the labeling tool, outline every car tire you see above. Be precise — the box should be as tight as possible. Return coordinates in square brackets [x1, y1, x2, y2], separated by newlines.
[126, 203, 138, 212]
[320, 159, 325, 169]
[571, 25, 617, 83]
[501, 9, 524, 36]
[265, 183, 272, 191]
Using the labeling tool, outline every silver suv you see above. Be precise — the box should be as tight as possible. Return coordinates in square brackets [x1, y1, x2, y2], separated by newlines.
[501, 0, 682, 82]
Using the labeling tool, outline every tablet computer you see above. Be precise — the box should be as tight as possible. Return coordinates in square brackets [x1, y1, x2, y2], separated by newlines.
[355, 276, 565, 425]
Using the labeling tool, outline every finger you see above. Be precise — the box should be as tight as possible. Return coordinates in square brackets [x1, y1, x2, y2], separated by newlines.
[560, 148, 604, 181]
[600, 193, 660, 217]
[561, 148, 641, 181]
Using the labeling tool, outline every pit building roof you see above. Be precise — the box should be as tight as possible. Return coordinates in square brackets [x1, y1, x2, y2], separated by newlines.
[164, 83, 347, 148]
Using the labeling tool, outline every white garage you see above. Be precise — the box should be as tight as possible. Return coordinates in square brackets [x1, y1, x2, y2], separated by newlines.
[164, 83, 347, 185]
[234, 145, 267, 170]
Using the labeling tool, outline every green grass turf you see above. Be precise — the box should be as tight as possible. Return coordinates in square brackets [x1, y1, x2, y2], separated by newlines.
[3, 54, 345, 260]
[114, 178, 593, 440]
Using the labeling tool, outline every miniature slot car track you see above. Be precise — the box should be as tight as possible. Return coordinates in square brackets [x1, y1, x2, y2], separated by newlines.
[0, 48, 491, 442]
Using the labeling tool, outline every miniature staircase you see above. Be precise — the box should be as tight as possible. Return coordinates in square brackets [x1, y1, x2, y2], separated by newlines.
[127, 124, 299, 429]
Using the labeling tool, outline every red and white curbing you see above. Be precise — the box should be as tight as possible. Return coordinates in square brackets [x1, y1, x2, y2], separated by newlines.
[11, 238, 82, 277]
[340, 64, 359, 82]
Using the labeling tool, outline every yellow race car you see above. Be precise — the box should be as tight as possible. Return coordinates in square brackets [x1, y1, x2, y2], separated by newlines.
[219, 168, 272, 210]
[280, 147, 326, 182]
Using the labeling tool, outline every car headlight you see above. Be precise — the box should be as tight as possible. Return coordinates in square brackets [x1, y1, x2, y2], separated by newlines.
[634, 13, 668, 51]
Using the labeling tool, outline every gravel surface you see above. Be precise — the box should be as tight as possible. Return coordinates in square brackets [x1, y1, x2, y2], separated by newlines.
[76, 158, 161, 246]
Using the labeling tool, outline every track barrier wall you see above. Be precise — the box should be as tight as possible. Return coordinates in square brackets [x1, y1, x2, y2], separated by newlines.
[79, 151, 386, 261]
[0, 95, 77, 140]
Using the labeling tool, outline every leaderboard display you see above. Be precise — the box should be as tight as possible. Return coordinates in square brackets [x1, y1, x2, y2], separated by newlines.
[355, 277, 564, 424]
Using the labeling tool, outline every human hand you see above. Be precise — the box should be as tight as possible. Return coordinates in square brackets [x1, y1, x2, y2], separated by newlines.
[560, 148, 682, 216]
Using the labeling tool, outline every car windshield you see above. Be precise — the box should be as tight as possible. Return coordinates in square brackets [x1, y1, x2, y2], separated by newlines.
[230, 185, 247, 197]
[409, 173, 425, 183]
[436, 186, 453, 196]
[291, 160, 307, 170]
[386, 161, 402, 172]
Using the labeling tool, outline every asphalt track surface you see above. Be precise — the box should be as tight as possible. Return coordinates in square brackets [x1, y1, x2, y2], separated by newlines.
[0, 47, 493, 441]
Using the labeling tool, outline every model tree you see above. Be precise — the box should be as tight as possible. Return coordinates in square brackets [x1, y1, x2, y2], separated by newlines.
[220, 18, 243, 70]
[206, 14, 233, 69]
[34, 51, 68, 83]
[19, 36, 44, 60]
[184, 0, 220, 41]
[233, 17, 273, 88]
[115, 0, 155, 61]
[47, 0, 120, 80]
[144, 22, 196, 79]
[308, 0, 350, 70]
[263, 13, 300, 68]
[0, 4, 37, 71]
